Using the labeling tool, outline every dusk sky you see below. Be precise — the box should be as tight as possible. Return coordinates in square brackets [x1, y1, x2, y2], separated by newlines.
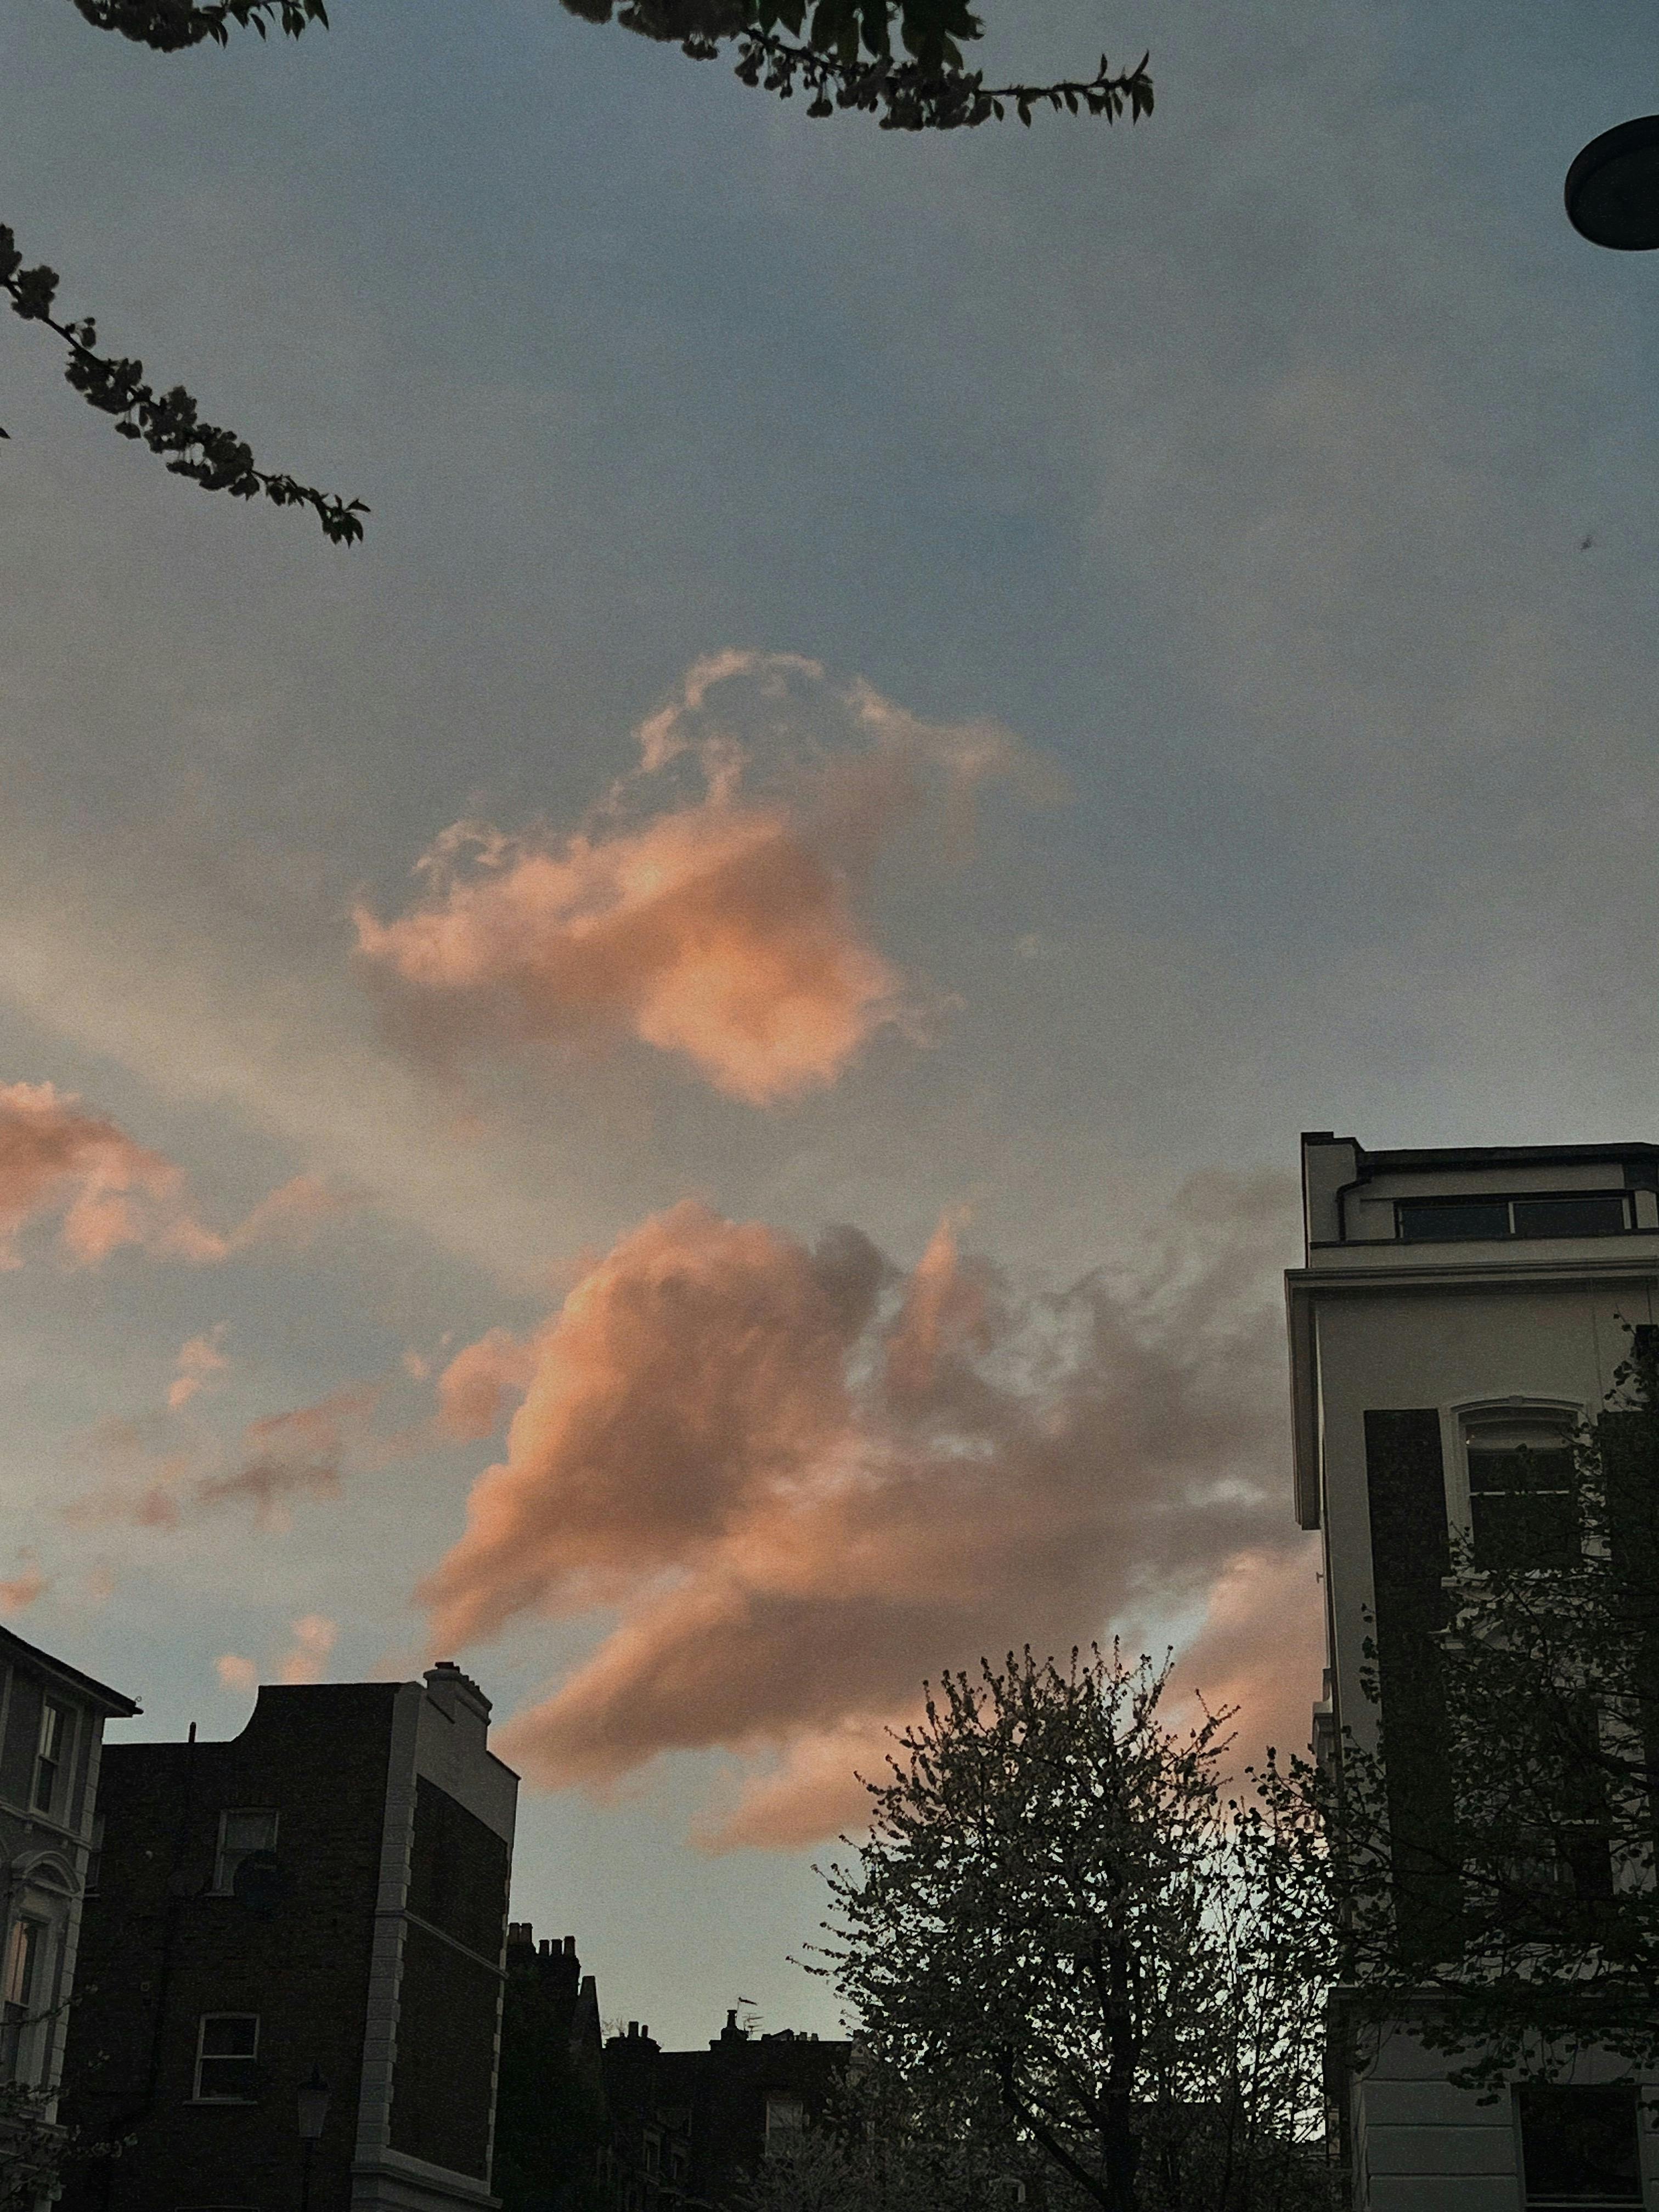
[4, 0, 1659, 2044]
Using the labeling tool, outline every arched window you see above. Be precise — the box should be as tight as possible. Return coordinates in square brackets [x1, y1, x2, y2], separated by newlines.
[1458, 1402, 1581, 1570]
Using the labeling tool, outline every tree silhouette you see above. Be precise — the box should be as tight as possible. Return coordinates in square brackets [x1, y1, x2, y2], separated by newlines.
[8, 2, 1150, 541]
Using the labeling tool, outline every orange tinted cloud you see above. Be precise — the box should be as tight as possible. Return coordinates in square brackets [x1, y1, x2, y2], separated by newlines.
[435, 1329, 537, 1441]
[169, 1326, 229, 1411]
[354, 654, 1029, 1105]
[70, 1380, 385, 1534]
[0, 1082, 348, 1269]
[0, 1563, 47, 1615]
[420, 1176, 1312, 1845]
[277, 1613, 338, 1684]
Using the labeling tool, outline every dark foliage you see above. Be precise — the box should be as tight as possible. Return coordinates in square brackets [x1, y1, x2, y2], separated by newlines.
[1266, 1333, 1659, 2095]
[560, 1, 1152, 132]
[10, 0, 1148, 536]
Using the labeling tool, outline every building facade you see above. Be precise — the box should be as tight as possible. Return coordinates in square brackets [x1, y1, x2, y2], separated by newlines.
[1288, 1131, 1659, 2212]
[59, 1662, 517, 2212]
[0, 1626, 139, 2106]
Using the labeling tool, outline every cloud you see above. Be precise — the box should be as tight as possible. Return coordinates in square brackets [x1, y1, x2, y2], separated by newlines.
[419, 1175, 1313, 1843]
[435, 1328, 538, 1441]
[353, 653, 1034, 1106]
[216, 1614, 338, 1692]
[0, 1562, 48, 1616]
[168, 1325, 230, 1412]
[0, 1081, 349, 1269]
[70, 1379, 386, 1534]
[276, 1612, 337, 1684]
[216, 1651, 258, 1694]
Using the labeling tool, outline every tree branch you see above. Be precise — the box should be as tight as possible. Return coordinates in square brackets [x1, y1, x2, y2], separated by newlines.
[1, 226, 367, 544]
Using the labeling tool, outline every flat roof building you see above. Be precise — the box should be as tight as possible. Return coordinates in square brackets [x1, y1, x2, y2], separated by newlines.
[59, 1662, 516, 2212]
[1289, 1133, 1659, 2212]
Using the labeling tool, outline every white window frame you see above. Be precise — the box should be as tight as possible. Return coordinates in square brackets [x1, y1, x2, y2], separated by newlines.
[1442, 1396, 1583, 1554]
[211, 1809, 279, 1897]
[192, 2013, 260, 2103]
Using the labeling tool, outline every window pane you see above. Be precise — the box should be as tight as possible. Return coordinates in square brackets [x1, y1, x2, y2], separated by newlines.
[196, 2016, 259, 2101]
[220, 1811, 277, 1855]
[1513, 1194, 1630, 1239]
[1469, 1444, 1578, 1569]
[1518, 2084, 1640, 2204]
[1470, 1486, 1579, 1570]
[3, 1922, 39, 2009]
[1398, 1199, 1510, 1242]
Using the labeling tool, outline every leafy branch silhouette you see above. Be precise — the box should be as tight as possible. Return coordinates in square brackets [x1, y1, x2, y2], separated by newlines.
[8, 0, 1152, 539]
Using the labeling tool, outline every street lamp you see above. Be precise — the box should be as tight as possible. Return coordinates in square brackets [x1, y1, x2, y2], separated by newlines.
[297, 2066, 330, 2212]
[1565, 114, 1659, 249]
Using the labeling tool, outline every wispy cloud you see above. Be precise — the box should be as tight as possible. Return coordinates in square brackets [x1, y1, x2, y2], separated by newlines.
[168, 1325, 230, 1412]
[0, 1081, 349, 1270]
[69, 1379, 387, 1534]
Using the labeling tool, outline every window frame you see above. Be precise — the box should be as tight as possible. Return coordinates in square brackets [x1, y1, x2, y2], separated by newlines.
[211, 1809, 279, 1898]
[1445, 1397, 1584, 1571]
[31, 1700, 70, 1818]
[1515, 2080, 1644, 2208]
[1396, 1190, 1636, 1244]
[191, 2013, 261, 2104]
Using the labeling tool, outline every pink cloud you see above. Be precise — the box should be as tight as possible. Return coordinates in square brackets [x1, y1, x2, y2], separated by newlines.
[168, 1325, 229, 1411]
[0, 1082, 348, 1269]
[70, 1380, 386, 1534]
[215, 1652, 258, 1694]
[418, 1176, 1314, 1846]
[435, 1329, 538, 1441]
[353, 654, 1030, 1106]
[276, 1613, 337, 1684]
[0, 1564, 47, 1616]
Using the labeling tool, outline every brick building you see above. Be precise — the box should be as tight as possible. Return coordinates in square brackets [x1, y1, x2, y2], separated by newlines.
[608, 2010, 850, 2212]
[59, 1661, 517, 2212]
[494, 1923, 607, 2212]
[0, 1626, 138, 2103]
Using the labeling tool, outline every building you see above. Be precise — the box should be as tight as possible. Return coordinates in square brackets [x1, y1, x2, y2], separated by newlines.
[0, 1626, 139, 2104]
[58, 1661, 517, 2212]
[640, 2010, 850, 2211]
[1288, 1131, 1659, 2211]
[494, 1923, 608, 2212]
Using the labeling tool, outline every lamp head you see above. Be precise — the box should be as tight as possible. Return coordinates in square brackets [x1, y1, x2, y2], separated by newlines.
[1566, 115, 1659, 250]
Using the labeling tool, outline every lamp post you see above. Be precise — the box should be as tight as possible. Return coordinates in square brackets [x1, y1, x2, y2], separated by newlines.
[296, 2066, 330, 2212]
[1565, 114, 1659, 249]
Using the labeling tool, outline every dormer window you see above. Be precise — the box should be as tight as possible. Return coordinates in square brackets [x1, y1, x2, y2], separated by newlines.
[1397, 1193, 1632, 1243]
[1462, 1408, 1579, 1569]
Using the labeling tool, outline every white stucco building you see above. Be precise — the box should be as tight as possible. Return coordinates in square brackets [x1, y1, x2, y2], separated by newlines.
[1288, 1132, 1659, 2212]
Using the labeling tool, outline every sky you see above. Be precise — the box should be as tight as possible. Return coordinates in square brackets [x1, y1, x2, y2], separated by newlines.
[3, 0, 1658, 2045]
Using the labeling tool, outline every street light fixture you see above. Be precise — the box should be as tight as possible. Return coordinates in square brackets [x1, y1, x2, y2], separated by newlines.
[1565, 114, 1659, 249]
[297, 2066, 330, 2212]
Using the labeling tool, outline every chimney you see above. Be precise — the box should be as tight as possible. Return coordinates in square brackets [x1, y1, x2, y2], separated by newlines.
[424, 1659, 493, 1726]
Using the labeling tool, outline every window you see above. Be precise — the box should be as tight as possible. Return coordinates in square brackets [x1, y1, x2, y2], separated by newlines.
[2, 1918, 43, 2084]
[764, 2095, 805, 2153]
[32, 1702, 67, 1815]
[1464, 1412, 1579, 1570]
[193, 2015, 259, 2102]
[212, 1809, 278, 1895]
[1517, 2083, 1641, 2207]
[1398, 1193, 1632, 1243]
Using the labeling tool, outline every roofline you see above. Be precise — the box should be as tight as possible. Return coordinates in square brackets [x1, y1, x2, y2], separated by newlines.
[0, 1624, 141, 1718]
[1304, 1131, 1659, 1173]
